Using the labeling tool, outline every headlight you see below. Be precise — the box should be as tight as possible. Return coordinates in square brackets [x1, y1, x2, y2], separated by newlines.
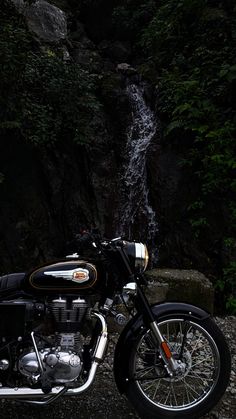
[134, 243, 149, 271]
[124, 242, 149, 273]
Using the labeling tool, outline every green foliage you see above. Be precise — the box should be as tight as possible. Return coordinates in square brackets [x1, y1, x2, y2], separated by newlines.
[224, 260, 236, 285]
[226, 296, 236, 314]
[0, 1, 32, 132]
[112, 0, 157, 41]
[138, 0, 236, 310]
[0, 0, 101, 147]
[219, 260, 236, 314]
[20, 53, 101, 146]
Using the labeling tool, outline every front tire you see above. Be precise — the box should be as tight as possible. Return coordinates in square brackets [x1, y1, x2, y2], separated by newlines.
[126, 315, 231, 418]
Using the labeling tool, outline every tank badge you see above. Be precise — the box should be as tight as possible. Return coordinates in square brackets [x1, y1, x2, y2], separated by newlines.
[44, 268, 89, 283]
[72, 270, 89, 283]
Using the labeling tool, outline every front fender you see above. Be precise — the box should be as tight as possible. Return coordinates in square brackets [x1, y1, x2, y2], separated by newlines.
[113, 301, 210, 394]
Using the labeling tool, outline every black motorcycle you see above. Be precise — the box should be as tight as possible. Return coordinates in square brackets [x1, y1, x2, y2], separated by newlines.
[0, 233, 231, 418]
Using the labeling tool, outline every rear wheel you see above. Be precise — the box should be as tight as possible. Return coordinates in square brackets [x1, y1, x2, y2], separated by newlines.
[126, 316, 231, 418]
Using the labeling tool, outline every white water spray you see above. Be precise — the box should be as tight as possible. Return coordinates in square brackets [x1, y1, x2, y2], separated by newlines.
[117, 83, 158, 241]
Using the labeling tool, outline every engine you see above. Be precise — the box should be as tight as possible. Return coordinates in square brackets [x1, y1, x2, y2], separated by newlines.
[17, 297, 90, 388]
[19, 349, 82, 385]
[50, 297, 88, 332]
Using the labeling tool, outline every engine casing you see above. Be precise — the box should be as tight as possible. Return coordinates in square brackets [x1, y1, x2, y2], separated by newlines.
[19, 348, 82, 384]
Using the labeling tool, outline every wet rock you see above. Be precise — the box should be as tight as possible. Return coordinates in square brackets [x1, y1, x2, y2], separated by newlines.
[116, 63, 137, 75]
[23, 0, 67, 42]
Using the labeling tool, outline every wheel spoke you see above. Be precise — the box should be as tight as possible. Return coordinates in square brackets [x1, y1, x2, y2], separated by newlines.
[152, 380, 161, 399]
[190, 333, 205, 355]
[184, 378, 191, 404]
[186, 373, 214, 383]
[191, 356, 214, 368]
[171, 382, 178, 406]
[143, 378, 164, 393]
[136, 365, 155, 378]
[183, 378, 202, 398]
[164, 387, 172, 405]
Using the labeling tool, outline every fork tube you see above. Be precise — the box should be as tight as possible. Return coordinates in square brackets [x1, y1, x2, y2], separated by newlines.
[136, 285, 156, 324]
[135, 286, 177, 374]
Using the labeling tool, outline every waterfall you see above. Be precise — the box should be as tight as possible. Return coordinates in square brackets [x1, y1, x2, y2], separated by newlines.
[116, 83, 158, 243]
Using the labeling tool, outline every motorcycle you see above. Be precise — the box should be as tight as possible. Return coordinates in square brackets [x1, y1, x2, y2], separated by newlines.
[0, 233, 231, 418]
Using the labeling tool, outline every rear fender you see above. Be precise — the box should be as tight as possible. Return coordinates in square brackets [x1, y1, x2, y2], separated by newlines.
[113, 301, 210, 394]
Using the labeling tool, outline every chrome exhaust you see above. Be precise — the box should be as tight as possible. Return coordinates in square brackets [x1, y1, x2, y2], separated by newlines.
[0, 312, 108, 403]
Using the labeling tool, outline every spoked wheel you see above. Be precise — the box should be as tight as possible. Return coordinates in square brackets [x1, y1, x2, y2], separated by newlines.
[126, 316, 231, 419]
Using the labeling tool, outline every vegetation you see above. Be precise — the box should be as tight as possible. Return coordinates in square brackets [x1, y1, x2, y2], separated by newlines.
[142, 0, 236, 312]
[0, 0, 101, 148]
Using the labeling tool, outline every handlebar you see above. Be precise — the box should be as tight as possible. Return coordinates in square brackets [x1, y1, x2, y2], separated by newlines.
[70, 231, 126, 255]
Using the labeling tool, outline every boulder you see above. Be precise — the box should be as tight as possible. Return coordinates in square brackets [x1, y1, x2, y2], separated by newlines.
[145, 268, 214, 313]
[11, 0, 25, 11]
[20, 0, 67, 42]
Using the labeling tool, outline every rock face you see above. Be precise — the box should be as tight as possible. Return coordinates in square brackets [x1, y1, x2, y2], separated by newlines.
[145, 268, 214, 313]
[0, 133, 120, 272]
[13, 0, 67, 42]
[0, 1, 129, 273]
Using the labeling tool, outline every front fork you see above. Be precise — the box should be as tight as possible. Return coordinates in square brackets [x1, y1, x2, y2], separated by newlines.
[135, 285, 179, 376]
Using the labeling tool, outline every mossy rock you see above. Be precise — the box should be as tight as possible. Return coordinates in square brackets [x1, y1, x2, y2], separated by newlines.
[145, 269, 214, 314]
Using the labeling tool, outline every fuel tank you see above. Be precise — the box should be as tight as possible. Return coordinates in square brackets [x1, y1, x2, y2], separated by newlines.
[25, 260, 98, 294]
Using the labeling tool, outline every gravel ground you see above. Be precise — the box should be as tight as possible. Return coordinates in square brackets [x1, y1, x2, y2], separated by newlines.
[0, 316, 235, 419]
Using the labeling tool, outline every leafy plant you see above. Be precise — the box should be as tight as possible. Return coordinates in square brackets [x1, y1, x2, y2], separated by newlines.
[20, 53, 101, 146]
[226, 296, 236, 314]
[0, 0, 102, 147]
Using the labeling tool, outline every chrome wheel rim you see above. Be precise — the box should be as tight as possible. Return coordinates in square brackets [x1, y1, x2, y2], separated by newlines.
[133, 319, 220, 411]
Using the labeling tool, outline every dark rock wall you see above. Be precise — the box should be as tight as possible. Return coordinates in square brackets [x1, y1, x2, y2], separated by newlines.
[0, 0, 132, 272]
[0, 132, 123, 272]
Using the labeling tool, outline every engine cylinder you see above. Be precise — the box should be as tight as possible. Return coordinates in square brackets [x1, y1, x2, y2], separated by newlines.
[50, 297, 88, 332]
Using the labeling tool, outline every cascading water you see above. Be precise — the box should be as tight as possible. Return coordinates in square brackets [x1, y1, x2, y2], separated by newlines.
[116, 82, 158, 243]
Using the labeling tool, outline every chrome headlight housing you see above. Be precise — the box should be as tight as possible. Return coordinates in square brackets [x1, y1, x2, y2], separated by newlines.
[124, 242, 149, 273]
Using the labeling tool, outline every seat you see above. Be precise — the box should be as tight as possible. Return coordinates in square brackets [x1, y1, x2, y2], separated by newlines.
[0, 273, 25, 292]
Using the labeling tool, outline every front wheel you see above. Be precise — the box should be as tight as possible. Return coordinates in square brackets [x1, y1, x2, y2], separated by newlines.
[126, 316, 231, 418]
